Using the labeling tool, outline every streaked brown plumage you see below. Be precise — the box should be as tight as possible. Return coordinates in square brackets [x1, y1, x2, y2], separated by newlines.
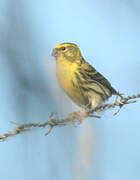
[52, 42, 121, 109]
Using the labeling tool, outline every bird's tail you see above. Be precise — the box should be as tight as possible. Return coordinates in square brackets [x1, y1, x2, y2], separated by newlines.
[114, 91, 124, 98]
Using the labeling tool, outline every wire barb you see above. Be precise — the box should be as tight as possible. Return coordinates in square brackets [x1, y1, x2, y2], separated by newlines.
[0, 93, 140, 141]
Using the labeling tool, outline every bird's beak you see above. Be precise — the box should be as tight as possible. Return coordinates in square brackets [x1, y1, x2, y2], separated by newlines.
[51, 48, 58, 57]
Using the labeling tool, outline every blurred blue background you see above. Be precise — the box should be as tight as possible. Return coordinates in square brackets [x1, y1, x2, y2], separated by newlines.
[0, 0, 140, 180]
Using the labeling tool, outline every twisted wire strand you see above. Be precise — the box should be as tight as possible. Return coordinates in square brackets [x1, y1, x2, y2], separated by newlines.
[0, 93, 140, 141]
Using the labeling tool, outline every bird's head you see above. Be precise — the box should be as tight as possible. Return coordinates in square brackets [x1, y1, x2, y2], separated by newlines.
[52, 43, 82, 61]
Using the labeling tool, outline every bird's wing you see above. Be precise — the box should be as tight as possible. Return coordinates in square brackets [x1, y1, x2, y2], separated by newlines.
[79, 60, 118, 95]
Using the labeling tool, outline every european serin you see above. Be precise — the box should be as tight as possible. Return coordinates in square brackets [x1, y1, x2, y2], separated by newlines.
[52, 42, 121, 109]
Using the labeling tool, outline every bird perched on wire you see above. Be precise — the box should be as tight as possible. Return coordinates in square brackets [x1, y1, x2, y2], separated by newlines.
[52, 42, 122, 110]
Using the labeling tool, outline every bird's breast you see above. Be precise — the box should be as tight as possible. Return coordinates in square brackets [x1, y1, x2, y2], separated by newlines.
[56, 59, 87, 106]
[56, 59, 78, 92]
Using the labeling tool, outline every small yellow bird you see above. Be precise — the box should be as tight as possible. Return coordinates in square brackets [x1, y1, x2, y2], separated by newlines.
[52, 42, 121, 109]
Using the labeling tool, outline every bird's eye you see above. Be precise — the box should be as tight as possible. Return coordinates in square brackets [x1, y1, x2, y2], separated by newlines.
[60, 47, 66, 51]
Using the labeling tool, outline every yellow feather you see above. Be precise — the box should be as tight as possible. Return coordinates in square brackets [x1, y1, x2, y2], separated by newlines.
[56, 56, 88, 107]
[52, 42, 118, 109]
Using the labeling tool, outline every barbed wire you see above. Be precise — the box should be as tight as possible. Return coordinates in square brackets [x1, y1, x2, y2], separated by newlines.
[0, 93, 140, 141]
